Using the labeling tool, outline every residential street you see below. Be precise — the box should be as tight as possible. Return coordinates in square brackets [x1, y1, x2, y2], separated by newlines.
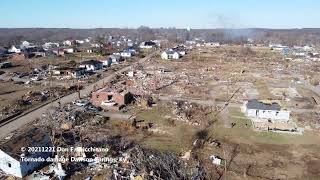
[0, 51, 158, 139]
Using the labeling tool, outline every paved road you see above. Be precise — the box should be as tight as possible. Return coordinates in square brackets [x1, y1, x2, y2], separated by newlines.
[0, 51, 158, 139]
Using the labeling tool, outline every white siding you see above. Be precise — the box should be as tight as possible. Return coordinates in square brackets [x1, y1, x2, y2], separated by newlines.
[245, 109, 290, 121]
[0, 150, 22, 178]
[161, 52, 169, 59]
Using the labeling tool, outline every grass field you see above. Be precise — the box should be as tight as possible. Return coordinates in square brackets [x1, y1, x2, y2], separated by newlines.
[211, 108, 320, 145]
[136, 105, 198, 153]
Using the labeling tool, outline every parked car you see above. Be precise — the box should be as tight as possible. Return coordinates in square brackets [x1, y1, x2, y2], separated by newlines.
[86, 105, 102, 112]
[30, 76, 42, 81]
[74, 100, 90, 107]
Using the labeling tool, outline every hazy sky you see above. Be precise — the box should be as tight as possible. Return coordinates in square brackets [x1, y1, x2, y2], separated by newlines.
[1, 0, 319, 29]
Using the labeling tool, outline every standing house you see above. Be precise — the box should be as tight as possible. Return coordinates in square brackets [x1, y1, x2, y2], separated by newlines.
[20, 41, 31, 49]
[242, 99, 290, 121]
[109, 55, 123, 64]
[120, 50, 133, 58]
[92, 88, 134, 108]
[161, 50, 181, 60]
[52, 67, 86, 79]
[8, 45, 21, 53]
[52, 48, 65, 56]
[42, 42, 59, 50]
[63, 48, 74, 54]
[0, 128, 53, 178]
[63, 40, 72, 46]
[100, 57, 112, 67]
[80, 60, 103, 71]
[205, 42, 220, 47]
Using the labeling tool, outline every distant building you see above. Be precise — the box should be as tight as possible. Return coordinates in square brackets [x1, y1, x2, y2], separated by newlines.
[80, 60, 103, 71]
[52, 48, 65, 56]
[120, 51, 133, 58]
[242, 99, 290, 121]
[75, 40, 84, 44]
[63, 48, 74, 54]
[0, 128, 53, 178]
[109, 55, 123, 63]
[161, 50, 181, 60]
[42, 42, 59, 50]
[92, 88, 134, 108]
[139, 41, 157, 49]
[8, 45, 21, 53]
[20, 41, 31, 49]
[269, 44, 288, 51]
[63, 40, 72, 46]
[205, 42, 220, 47]
[99, 57, 112, 67]
[52, 67, 86, 79]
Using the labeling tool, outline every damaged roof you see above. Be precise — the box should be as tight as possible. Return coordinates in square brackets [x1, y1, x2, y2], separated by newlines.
[0, 128, 52, 160]
[81, 59, 103, 65]
[246, 99, 281, 111]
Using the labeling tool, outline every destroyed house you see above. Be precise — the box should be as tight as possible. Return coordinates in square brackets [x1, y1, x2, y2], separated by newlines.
[52, 67, 86, 78]
[99, 57, 112, 67]
[92, 88, 134, 107]
[0, 62, 12, 69]
[80, 60, 103, 71]
[109, 54, 123, 63]
[243, 99, 290, 121]
[139, 41, 157, 49]
[0, 128, 53, 178]
[120, 50, 133, 58]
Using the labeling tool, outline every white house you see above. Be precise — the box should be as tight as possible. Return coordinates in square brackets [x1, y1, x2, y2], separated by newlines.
[52, 67, 86, 79]
[84, 38, 91, 43]
[109, 55, 123, 64]
[205, 42, 220, 47]
[0, 128, 52, 178]
[42, 42, 59, 49]
[63, 48, 74, 54]
[8, 45, 21, 53]
[63, 40, 72, 46]
[242, 99, 290, 121]
[100, 58, 112, 67]
[120, 51, 133, 58]
[75, 40, 84, 44]
[20, 41, 30, 49]
[80, 60, 103, 71]
[161, 50, 181, 60]
[269, 44, 288, 51]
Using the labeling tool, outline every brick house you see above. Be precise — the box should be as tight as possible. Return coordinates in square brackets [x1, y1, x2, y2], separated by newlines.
[91, 88, 134, 108]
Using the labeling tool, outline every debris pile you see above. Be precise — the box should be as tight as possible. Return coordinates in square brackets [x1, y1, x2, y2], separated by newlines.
[171, 100, 212, 126]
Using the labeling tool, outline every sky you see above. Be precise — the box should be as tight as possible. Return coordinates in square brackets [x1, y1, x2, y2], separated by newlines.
[0, 0, 319, 29]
